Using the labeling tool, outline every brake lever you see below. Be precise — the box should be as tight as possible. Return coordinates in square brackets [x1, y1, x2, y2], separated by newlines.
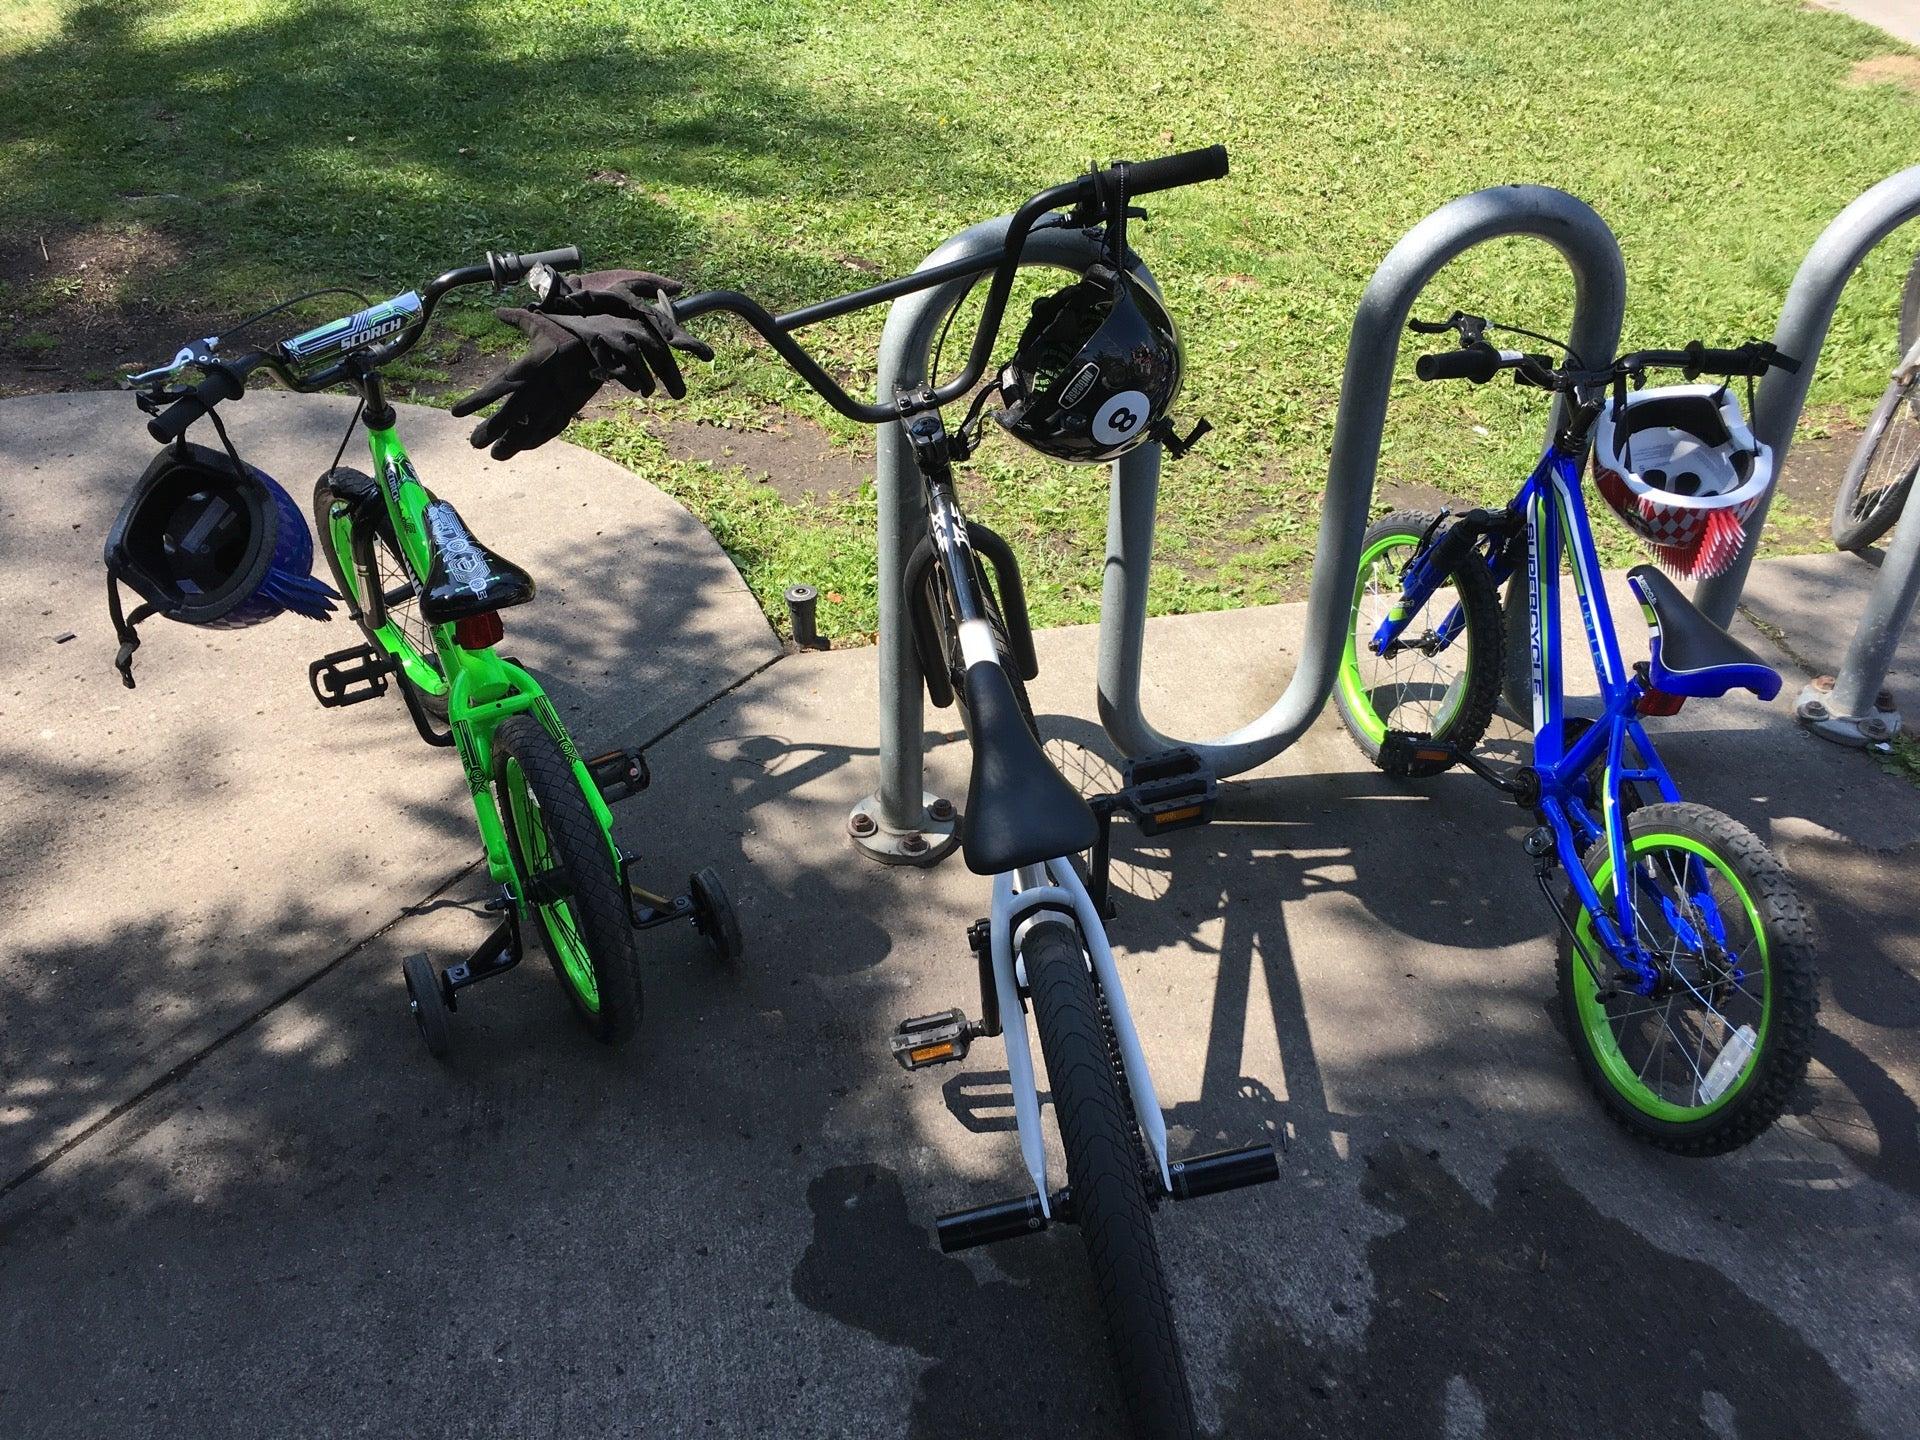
[1407, 310, 1488, 346]
[122, 337, 221, 388]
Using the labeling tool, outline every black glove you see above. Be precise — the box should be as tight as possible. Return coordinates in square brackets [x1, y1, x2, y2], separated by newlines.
[451, 273, 714, 460]
[450, 309, 604, 460]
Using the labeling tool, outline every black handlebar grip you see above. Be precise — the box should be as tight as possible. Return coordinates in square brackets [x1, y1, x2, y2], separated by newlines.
[1122, 144, 1230, 196]
[1416, 347, 1502, 383]
[488, 246, 584, 285]
[520, 245, 582, 273]
[145, 366, 245, 443]
[1683, 342, 1769, 378]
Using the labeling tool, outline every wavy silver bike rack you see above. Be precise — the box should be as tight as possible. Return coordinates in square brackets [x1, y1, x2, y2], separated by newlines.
[1690, 165, 1920, 747]
[855, 186, 1627, 863]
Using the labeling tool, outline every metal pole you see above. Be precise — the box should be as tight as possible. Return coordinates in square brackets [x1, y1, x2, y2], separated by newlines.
[1800, 489, 1920, 745]
[1098, 185, 1627, 773]
[1695, 165, 1920, 631]
[852, 217, 1150, 864]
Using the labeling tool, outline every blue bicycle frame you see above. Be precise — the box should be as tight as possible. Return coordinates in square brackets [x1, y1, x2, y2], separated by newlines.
[1372, 442, 1735, 996]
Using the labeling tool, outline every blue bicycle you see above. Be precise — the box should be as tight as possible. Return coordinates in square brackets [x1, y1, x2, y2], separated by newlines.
[1332, 312, 1818, 1155]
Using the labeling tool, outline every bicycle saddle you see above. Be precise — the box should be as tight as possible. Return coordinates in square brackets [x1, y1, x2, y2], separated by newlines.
[1627, 565, 1780, 701]
[418, 499, 535, 624]
[960, 661, 1100, 875]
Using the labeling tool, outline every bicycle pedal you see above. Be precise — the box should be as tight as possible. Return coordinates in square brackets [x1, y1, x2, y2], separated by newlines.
[1379, 729, 1455, 777]
[585, 746, 650, 804]
[1118, 746, 1217, 835]
[308, 645, 392, 708]
[889, 1008, 978, 1070]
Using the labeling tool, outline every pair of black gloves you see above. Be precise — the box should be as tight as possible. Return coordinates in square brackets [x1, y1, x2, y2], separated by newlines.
[452, 268, 713, 459]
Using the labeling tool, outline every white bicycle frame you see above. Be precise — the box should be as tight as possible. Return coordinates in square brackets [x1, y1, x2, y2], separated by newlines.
[989, 860, 1173, 1218]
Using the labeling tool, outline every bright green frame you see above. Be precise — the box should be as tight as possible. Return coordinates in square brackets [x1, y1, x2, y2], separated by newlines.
[317, 423, 622, 908]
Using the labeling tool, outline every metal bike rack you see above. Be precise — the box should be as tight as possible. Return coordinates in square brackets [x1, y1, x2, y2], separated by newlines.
[1689, 165, 1920, 747]
[856, 186, 1627, 862]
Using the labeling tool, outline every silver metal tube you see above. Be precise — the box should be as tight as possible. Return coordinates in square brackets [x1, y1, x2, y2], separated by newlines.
[1695, 164, 1920, 629]
[1829, 492, 1920, 725]
[1098, 185, 1627, 773]
[858, 217, 1142, 857]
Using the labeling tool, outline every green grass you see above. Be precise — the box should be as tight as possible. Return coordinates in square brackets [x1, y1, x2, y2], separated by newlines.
[4, 0, 1918, 640]
[1876, 731, 1920, 787]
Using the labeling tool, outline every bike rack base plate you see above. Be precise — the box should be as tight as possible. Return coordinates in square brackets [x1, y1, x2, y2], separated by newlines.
[848, 790, 959, 867]
[1795, 675, 1903, 747]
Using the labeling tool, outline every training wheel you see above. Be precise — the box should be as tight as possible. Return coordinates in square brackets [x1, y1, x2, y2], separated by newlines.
[401, 952, 453, 1058]
[688, 867, 744, 963]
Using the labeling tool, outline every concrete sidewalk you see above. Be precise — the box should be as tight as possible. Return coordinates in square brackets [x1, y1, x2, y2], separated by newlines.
[2, 398, 1917, 1438]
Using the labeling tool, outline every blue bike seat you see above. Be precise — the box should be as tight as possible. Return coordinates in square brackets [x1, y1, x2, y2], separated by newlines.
[1627, 565, 1780, 702]
[960, 660, 1099, 876]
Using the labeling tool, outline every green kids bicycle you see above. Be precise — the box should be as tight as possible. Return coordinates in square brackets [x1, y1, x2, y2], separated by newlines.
[107, 247, 743, 1057]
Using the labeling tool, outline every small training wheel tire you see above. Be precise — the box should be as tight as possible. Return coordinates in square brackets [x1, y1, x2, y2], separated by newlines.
[689, 867, 744, 962]
[402, 952, 452, 1058]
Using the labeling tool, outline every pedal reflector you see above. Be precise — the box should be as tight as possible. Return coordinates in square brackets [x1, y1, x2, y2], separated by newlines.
[890, 1009, 975, 1070]
[1119, 747, 1218, 835]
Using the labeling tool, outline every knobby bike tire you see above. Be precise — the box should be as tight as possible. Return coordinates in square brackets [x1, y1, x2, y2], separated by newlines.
[1334, 510, 1504, 777]
[1556, 802, 1817, 1156]
[493, 713, 643, 1045]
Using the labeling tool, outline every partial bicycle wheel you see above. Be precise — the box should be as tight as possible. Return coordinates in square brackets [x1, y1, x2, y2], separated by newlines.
[312, 469, 449, 719]
[1333, 511, 1503, 776]
[1556, 802, 1816, 1155]
[1830, 365, 1919, 552]
[1024, 919, 1197, 1439]
[493, 713, 643, 1045]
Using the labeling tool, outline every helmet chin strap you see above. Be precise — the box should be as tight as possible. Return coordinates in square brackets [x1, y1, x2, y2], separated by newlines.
[1094, 161, 1131, 269]
[106, 571, 156, 689]
[1151, 416, 1212, 460]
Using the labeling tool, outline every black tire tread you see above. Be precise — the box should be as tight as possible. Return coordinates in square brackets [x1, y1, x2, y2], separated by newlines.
[1556, 801, 1818, 1156]
[1336, 510, 1504, 777]
[1025, 921, 1197, 1439]
[493, 714, 643, 1045]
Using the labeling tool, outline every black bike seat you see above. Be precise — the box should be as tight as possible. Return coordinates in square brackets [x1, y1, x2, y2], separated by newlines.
[1627, 565, 1780, 701]
[418, 499, 535, 624]
[960, 661, 1099, 876]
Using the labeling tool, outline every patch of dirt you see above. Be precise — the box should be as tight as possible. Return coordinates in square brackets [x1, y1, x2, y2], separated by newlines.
[656, 411, 872, 504]
[1773, 418, 1865, 525]
[1846, 54, 1920, 96]
[0, 222, 209, 395]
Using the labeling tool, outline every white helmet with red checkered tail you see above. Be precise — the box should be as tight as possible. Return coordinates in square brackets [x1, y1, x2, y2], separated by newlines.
[1590, 384, 1774, 579]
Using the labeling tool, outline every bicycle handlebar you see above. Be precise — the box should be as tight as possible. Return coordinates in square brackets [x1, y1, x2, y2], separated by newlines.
[1414, 345, 1519, 384]
[137, 245, 584, 442]
[1121, 144, 1230, 195]
[671, 145, 1230, 425]
[1413, 326, 1799, 393]
[146, 362, 251, 443]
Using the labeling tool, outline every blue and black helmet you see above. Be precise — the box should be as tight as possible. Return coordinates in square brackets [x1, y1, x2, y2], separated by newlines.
[105, 440, 339, 686]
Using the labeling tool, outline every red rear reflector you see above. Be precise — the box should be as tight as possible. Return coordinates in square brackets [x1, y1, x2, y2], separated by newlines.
[1636, 688, 1686, 716]
[454, 611, 503, 649]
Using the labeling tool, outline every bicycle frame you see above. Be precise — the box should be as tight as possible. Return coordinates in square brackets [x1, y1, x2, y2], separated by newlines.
[333, 400, 622, 899]
[1374, 441, 1735, 994]
[914, 429, 1175, 1206]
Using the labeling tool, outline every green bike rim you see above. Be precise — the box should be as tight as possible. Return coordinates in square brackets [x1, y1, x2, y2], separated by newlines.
[1570, 833, 1772, 1122]
[503, 756, 600, 1013]
[1336, 529, 1471, 746]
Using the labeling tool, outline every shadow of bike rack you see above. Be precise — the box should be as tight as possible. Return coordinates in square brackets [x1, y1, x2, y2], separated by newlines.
[1690, 165, 1920, 747]
[857, 185, 1626, 862]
